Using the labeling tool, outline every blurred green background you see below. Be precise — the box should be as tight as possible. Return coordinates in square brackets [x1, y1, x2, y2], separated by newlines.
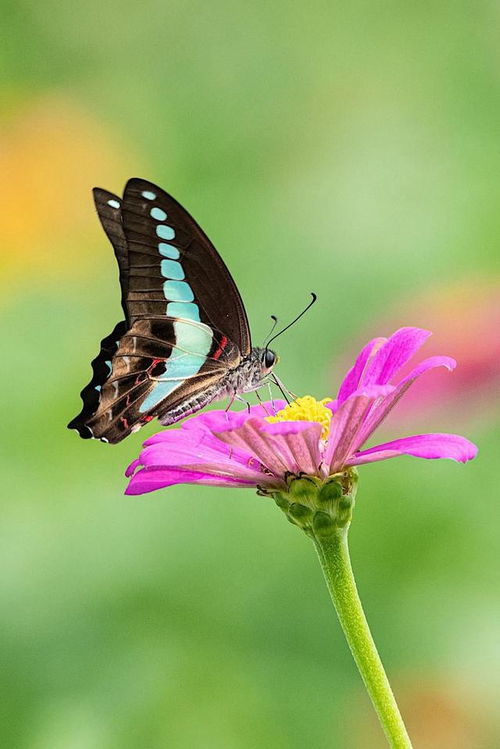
[1, 2, 499, 747]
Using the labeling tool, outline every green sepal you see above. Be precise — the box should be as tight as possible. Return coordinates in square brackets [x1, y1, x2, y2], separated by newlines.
[318, 478, 342, 503]
[288, 502, 313, 529]
[286, 475, 320, 501]
[312, 510, 336, 537]
[273, 492, 290, 511]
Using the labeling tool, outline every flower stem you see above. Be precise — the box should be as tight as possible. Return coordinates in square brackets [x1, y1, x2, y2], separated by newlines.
[313, 530, 412, 748]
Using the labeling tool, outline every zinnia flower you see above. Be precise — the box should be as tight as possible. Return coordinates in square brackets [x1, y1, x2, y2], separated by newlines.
[124, 326, 479, 745]
[126, 327, 477, 498]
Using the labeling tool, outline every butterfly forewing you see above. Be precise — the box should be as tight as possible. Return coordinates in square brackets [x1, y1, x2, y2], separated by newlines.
[120, 178, 251, 353]
[93, 189, 129, 318]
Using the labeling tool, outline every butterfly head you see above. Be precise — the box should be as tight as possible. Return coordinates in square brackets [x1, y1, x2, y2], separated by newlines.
[261, 347, 279, 373]
[242, 346, 279, 389]
[226, 346, 279, 398]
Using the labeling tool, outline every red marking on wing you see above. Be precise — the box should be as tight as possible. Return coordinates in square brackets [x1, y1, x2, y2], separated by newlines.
[149, 358, 167, 378]
[141, 415, 154, 423]
[213, 336, 228, 361]
[120, 416, 129, 429]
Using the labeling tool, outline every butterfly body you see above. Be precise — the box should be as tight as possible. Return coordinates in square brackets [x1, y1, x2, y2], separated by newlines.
[68, 179, 278, 444]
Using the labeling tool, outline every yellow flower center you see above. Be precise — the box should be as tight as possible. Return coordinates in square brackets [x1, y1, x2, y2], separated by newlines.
[266, 395, 332, 439]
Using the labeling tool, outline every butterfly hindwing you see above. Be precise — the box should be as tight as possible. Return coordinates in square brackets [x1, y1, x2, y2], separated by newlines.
[83, 317, 240, 443]
[67, 320, 128, 439]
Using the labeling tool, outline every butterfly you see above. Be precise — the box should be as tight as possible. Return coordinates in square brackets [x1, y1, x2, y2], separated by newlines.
[68, 178, 280, 444]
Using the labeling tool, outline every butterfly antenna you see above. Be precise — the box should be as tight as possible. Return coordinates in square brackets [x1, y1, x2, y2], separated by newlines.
[262, 315, 279, 347]
[266, 293, 317, 348]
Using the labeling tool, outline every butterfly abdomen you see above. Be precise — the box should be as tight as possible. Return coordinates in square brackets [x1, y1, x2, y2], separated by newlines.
[157, 387, 218, 426]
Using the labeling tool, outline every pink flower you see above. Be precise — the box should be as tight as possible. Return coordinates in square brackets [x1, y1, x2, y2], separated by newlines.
[125, 328, 478, 495]
[366, 279, 500, 425]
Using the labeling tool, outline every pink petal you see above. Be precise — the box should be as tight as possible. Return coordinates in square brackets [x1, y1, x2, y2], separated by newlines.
[363, 327, 431, 386]
[125, 458, 141, 478]
[347, 433, 478, 466]
[126, 468, 256, 495]
[179, 401, 287, 434]
[125, 402, 291, 495]
[137, 442, 264, 481]
[128, 430, 265, 483]
[325, 385, 395, 472]
[337, 337, 386, 403]
[142, 429, 253, 464]
[215, 417, 322, 476]
[326, 398, 339, 415]
[260, 420, 323, 475]
[358, 356, 456, 445]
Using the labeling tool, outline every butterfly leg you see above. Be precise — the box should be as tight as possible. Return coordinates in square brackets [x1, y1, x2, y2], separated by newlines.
[266, 381, 276, 412]
[234, 394, 251, 413]
[255, 388, 272, 416]
[224, 393, 236, 420]
[224, 393, 251, 419]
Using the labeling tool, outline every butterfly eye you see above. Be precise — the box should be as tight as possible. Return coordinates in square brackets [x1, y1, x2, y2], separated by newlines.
[263, 350, 276, 369]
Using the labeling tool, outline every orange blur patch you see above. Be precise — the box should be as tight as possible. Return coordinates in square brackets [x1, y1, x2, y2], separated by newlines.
[0, 95, 136, 284]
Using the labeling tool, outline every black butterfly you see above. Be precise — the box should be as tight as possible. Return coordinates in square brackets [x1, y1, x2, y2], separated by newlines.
[68, 178, 279, 444]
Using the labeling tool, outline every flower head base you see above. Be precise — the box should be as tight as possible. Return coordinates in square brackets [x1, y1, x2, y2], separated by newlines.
[126, 327, 478, 532]
[271, 470, 358, 538]
[266, 396, 332, 439]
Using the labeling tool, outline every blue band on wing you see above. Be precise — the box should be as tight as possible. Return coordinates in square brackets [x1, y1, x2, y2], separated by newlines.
[147, 196, 204, 323]
[158, 243, 180, 259]
[139, 321, 213, 412]
[163, 280, 194, 302]
[150, 207, 167, 221]
[167, 302, 201, 322]
[156, 225, 175, 240]
[160, 259, 185, 280]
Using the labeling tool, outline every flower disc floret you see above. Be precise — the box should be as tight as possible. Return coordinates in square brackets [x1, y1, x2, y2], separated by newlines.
[265, 395, 332, 439]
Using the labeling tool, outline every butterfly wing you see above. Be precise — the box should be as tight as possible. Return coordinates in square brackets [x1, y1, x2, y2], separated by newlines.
[84, 317, 240, 443]
[120, 178, 251, 353]
[68, 190, 129, 438]
[69, 179, 250, 442]
[67, 320, 128, 439]
[92, 189, 129, 318]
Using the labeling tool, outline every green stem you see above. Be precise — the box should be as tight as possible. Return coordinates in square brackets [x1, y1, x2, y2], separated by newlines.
[313, 530, 412, 748]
